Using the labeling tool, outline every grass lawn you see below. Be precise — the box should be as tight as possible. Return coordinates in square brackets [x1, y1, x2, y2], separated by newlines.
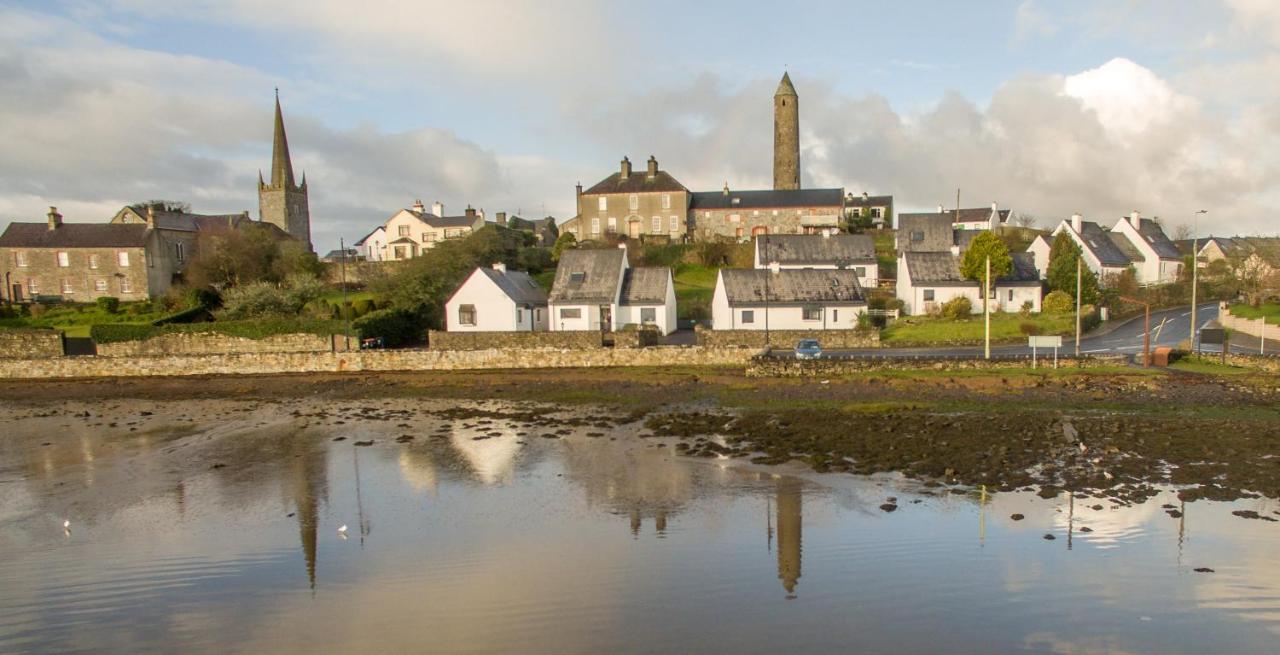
[0, 302, 169, 337]
[1170, 357, 1251, 376]
[533, 270, 555, 292]
[674, 263, 718, 321]
[882, 311, 1079, 345]
[1228, 302, 1280, 324]
[318, 289, 375, 305]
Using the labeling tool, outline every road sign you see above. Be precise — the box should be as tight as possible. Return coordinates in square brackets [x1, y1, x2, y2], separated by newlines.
[1200, 328, 1226, 345]
[1028, 335, 1063, 348]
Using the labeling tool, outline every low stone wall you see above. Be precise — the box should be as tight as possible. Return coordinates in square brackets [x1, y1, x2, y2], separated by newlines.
[1219, 308, 1280, 342]
[429, 330, 628, 351]
[0, 346, 755, 380]
[1220, 353, 1280, 373]
[696, 327, 880, 349]
[96, 332, 335, 357]
[0, 330, 64, 358]
[746, 354, 1129, 377]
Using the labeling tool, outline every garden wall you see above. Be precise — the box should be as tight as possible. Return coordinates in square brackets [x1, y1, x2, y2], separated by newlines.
[1219, 307, 1280, 342]
[0, 330, 64, 358]
[428, 330, 657, 351]
[96, 332, 340, 357]
[695, 327, 880, 349]
[746, 354, 1129, 377]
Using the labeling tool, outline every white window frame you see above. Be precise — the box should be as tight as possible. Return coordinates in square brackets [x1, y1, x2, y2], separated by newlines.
[89, 254, 99, 269]
[741, 310, 754, 324]
[94, 278, 108, 292]
[591, 218, 601, 235]
[923, 289, 935, 301]
[560, 308, 582, 319]
[120, 278, 133, 294]
[598, 197, 607, 211]
[398, 225, 410, 237]
[652, 216, 661, 234]
[640, 307, 656, 323]
[117, 251, 130, 267]
[61, 279, 73, 295]
[607, 217, 617, 233]
[802, 306, 822, 321]
[15, 251, 28, 267]
[57, 251, 69, 267]
[175, 242, 185, 263]
[662, 194, 671, 209]
[458, 304, 477, 326]
[629, 194, 638, 211]
[669, 216, 679, 232]
[27, 279, 38, 295]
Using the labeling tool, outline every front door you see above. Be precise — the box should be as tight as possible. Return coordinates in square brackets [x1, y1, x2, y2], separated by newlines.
[628, 220, 641, 238]
[598, 305, 612, 331]
[10, 284, 21, 302]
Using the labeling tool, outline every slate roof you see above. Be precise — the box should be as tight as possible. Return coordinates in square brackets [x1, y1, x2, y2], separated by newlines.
[0, 222, 149, 249]
[1107, 232, 1145, 263]
[429, 214, 483, 229]
[479, 267, 548, 306]
[897, 213, 955, 252]
[952, 229, 985, 253]
[1001, 252, 1042, 286]
[353, 226, 384, 247]
[949, 207, 1011, 225]
[689, 188, 843, 211]
[549, 248, 627, 304]
[719, 269, 866, 306]
[1135, 218, 1182, 260]
[1075, 221, 1131, 267]
[619, 267, 670, 305]
[114, 206, 254, 232]
[757, 234, 875, 265]
[903, 251, 969, 286]
[845, 194, 893, 208]
[583, 170, 688, 195]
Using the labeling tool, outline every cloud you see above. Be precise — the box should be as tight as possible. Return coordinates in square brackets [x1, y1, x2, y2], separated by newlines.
[1012, 1, 1059, 45]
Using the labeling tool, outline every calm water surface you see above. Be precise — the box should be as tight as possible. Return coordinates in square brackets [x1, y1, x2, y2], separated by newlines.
[1, 399, 1278, 654]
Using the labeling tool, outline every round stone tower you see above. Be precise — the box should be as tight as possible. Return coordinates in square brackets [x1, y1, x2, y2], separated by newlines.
[773, 72, 800, 191]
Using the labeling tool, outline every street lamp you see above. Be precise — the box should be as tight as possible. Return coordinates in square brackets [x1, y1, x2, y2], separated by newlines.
[1190, 209, 1207, 352]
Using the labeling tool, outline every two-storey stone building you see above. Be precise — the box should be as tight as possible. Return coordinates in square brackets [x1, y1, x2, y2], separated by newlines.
[560, 156, 690, 242]
[689, 186, 845, 239]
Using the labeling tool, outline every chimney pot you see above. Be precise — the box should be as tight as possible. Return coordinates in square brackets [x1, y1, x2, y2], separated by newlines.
[862, 192, 869, 200]
[496, 211, 507, 226]
[723, 182, 730, 196]
[47, 206, 62, 230]
[492, 262, 506, 272]
[1071, 213, 1083, 233]
[431, 201, 443, 216]
[145, 205, 156, 228]
[1130, 210, 1140, 227]
[646, 155, 658, 179]
[412, 199, 425, 213]
[937, 204, 945, 213]
[465, 206, 476, 218]
[620, 156, 631, 178]
[768, 261, 781, 274]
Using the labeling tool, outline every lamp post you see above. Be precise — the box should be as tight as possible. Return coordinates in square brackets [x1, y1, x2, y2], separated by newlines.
[1189, 209, 1207, 352]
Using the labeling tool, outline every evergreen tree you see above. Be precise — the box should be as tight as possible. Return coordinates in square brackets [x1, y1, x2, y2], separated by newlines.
[1046, 232, 1099, 305]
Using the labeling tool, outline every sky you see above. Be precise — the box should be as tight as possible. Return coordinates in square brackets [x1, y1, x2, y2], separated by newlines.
[2, 0, 1279, 252]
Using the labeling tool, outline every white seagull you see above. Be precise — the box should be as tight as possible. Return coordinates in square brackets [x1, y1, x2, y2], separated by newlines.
[63, 519, 70, 529]
[338, 524, 348, 539]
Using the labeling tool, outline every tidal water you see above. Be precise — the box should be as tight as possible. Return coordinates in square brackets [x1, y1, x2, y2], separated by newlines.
[1, 399, 1278, 654]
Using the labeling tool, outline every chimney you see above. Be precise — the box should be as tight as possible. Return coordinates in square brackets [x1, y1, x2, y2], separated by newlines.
[412, 199, 425, 213]
[496, 211, 507, 226]
[478, 208, 485, 221]
[1129, 210, 1140, 227]
[937, 204, 945, 213]
[620, 156, 631, 178]
[723, 182, 730, 197]
[145, 204, 156, 228]
[492, 262, 506, 273]
[989, 201, 999, 230]
[1071, 213, 1083, 233]
[465, 206, 476, 218]
[768, 261, 781, 275]
[646, 155, 658, 179]
[575, 182, 583, 215]
[46, 206, 62, 231]
[862, 191, 869, 201]
[431, 201, 443, 216]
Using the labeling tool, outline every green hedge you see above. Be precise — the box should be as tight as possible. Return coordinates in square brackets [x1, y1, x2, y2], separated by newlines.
[91, 319, 348, 344]
[152, 305, 211, 326]
[353, 309, 422, 347]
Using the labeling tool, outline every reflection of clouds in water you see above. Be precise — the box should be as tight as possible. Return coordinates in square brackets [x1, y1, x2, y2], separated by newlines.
[397, 450, 438, 494]
[560, 436, 693, 534]
[450, 422, 521, 486]
[1052, 496, 1160, 549]
[1022, 631, 1144, 655]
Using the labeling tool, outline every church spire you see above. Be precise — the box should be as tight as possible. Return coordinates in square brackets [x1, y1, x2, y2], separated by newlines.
[271, 88, 296, 189]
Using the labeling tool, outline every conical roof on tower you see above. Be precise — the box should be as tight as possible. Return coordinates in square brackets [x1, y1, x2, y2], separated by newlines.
[270, 89, 296, 189]
[775, 72, 797, 97]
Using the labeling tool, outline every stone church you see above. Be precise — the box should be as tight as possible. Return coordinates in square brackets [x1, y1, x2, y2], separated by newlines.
[259, 91, 313, 252]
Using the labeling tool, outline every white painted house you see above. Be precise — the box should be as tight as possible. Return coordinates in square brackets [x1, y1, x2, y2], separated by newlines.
[897, 251, 1042, 316]
[444, 264, 549, 332]
[354, 225, 387, 262]
[950, 202, 1012, 231]
[1027, 234, 1052, 279]
[1038, 212, 1180, 284]
[753, 232, 879, 289]
[359, 200, 486, 262]
[548, 246, 677, 334]
[711, 267, 867, 330]
[1108, 211, 1183, 284]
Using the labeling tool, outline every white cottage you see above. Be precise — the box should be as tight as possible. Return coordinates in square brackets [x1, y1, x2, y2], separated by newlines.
[753, 232, 879, 289]
[897, 251, 1041, 315]
[548, 246, 677, 334]
[444, 264, 549, 332]
[1108, 211, 1183, 284]
[711, 267, 867, 330]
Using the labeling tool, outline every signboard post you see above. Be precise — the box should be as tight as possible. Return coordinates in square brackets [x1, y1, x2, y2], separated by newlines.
[1029, 335, 1064, 369]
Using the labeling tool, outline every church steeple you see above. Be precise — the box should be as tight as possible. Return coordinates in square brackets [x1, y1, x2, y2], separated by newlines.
[270, 88, 296, 189]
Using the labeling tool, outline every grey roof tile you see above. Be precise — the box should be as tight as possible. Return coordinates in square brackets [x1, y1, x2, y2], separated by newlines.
[480, 267, 548, 306]
[549, 248, 627, 303]
[1077, 221, 1132, 267]
[757, 233, 875, 265]
[897, 213, 955, 252]
[0, 223, 149, 248]
[1136, 219, 1182, 260]
[720, 268, 866, 306]
[690, 188, 843, 210]
[619, 267, 670, 305]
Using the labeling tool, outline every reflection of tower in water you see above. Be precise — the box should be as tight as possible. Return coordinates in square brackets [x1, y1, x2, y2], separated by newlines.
[286, 434, 328, 590]
[775, 478, 802, 597]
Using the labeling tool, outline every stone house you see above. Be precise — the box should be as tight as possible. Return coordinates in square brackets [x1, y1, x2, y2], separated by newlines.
[711, 267, 867, 330]
[560, 156, 690, 242]
[497, 212, 559, 247]
[753, 233, 879, 290]
[444, 263, 549, 332]
[548, 246, 676, 334]
[844, 192, 894, 228]
[689, 186, 845, 240]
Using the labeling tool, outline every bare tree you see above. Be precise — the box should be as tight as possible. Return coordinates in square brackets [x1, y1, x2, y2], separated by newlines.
[1014, 213, 1037, 229]
[1172, 222, 1193, 242]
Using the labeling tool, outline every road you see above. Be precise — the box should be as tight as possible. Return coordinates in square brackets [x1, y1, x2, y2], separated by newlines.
[773, 303, 1236, 359]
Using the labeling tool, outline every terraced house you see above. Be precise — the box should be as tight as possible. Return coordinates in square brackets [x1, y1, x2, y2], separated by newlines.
[1030, 212, 1182, 285]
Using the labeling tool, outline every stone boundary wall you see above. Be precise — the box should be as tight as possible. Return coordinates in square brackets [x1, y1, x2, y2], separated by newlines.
[1219, 307, 1280, 342]
[96, 332, 336, 357]
[429, 330, 605, 351]
[746, 354, 1129, 377]
[0, 346, 755, 380]
[1220, 353, 1280, 373]
[0, 330, 64, 359]
[696, 327, 880, 349]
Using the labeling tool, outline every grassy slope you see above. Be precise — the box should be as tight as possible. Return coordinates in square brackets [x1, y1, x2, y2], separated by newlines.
[674, 263, 717, 320]
[1228, 302, 1280, 324]
[0, 302, 169, 338]
[882, 311, 1079, 344]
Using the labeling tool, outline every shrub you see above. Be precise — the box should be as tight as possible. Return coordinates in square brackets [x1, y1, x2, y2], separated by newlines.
[302, 299, 336, 320]
[29, 303, 47, 318]
[1019, 321, 1042, 336]
[885, 297, 905, 312]
[153, 305, 211, 325]
[941, 296, 973, 320]
[95, 297, 120, 314]
[337, 302, 356, 321]
[186, 287, 222, 310]
[1043, 290, 1073, 314]
[1020, 300, 1034, 317]
[216, 282, 297, 319]
[352, 298, 375, 317]
[354, 308, 422, 347]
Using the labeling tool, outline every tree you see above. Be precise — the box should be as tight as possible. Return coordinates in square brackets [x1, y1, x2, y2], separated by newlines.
[551, 232, 577, 262]
[1172, 223, 1193, 242]
[1045, 232, 1099, 306]
[959, 231, 1012, 313]
[183, 225, 321, 290]
[1015, 213, 1038, 229]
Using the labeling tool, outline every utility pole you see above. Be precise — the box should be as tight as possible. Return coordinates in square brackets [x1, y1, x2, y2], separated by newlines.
[984, 255, 991, 360]
[763, 235, 771, 348]
[1190, 209, 1207, 351]
[1075, 256, 1082, 356]
[1121, 296, 1151, 367]
[340, 237, 350, 351]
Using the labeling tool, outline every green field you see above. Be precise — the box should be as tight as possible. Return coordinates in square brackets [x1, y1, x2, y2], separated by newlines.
[673, 263, 718, 321]
[0, 302, 170, 338]
[1170, 357, 1251, 376]
[1228, 302, 1280, 324]
[882, 311, 1080, 345]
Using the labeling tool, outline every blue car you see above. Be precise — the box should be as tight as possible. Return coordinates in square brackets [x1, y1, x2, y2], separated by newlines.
[795, 339, 823, 360]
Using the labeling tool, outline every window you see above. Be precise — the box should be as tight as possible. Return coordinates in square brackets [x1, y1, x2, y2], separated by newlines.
[652, 216, 661, 233]
[729, 214, 741, 223]
[516, 308, 524, 323]
[560, 308, 582, 319]
[94, 278, 108, 292]
[14, 251, 27, 267]
[598, 197, 608, 211]
[607, 217, 617, 232]
[802, 306, 822, 321]
[57, 251, 69, 267]
[175, 242, 185, 263]
[458, 304, 476, 326]
[61, 279, 73, 295]
[629, 194, 638, 210]
[911, 231, 924, 242]
[398, 225, 410, 237]
[854, 266, 866, 277]
[641, 307, 656, 323]
[1007, 289, 1014, 302]
[120, 278, 133, 293]
[871, 208, 883, 218]
[591, 218, 600, 234]
[423, 233, 435, 242]
[662, 194, 671, 209]
[117, 251, 130, 267]
[753, 210, 759, 217]
[669, 216, 679, 232]
[89, 254, 99, 269]
[146, 250, 153, 268]
[833, 310, 838, 322]
[569, 271, 586, 284]
[27, 279, 38, 295]
[741, 310, 755, 324]
[923, 289, 935, 301]
[394, 245, 407, 259]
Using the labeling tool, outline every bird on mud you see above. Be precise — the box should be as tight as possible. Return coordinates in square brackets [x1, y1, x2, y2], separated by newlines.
[338, 524, 348, 539]
[62, 519, 71, 536]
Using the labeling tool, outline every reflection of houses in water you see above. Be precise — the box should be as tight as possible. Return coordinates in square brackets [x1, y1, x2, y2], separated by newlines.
[560, 438, 693, 535]
[449, 422, 522, 486]
[398, 449, 439, 495]
[283, 433, 329, 590]
[774, 478, 803, 596]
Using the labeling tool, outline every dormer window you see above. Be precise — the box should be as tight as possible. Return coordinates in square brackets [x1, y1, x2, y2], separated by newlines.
[569, 271, 586, 284]
[911, 231, 924, 242]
